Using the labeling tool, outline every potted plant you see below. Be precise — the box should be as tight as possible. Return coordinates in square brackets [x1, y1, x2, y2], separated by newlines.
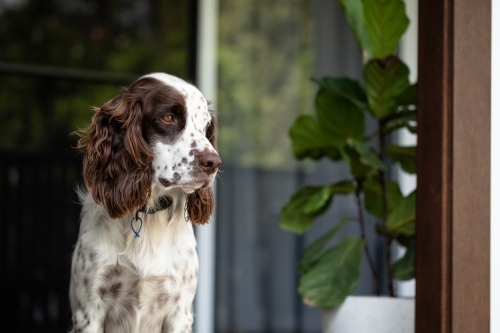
[279, 0, 416, 331]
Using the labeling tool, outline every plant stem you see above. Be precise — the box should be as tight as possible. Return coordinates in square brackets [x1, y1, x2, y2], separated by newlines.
[355, 179, 381, 296]
[378, 119, 395, 297]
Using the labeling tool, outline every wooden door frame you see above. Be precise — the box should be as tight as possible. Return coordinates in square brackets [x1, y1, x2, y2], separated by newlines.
[416, 0, 491, 332]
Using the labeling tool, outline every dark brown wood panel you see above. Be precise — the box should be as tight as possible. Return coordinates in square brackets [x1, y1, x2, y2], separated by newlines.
[416, 0, 491, 332]
[416, 0, 452, 331]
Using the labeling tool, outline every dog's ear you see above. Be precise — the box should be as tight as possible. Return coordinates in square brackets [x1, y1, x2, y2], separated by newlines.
[76, 84, 154, 218]
[186, 115, 218, 224]
[186, 187, 215, 224]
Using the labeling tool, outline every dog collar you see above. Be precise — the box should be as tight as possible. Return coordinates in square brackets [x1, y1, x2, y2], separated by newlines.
[131, 196, 173, 237]
[137, 196, 173, 215]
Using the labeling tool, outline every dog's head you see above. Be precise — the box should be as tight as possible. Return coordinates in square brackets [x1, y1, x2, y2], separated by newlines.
[76, 73, 220, 223]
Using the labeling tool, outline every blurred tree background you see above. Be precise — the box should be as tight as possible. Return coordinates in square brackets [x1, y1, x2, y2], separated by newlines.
[0, 0, 194, 152]
[217, 0, 314, 170]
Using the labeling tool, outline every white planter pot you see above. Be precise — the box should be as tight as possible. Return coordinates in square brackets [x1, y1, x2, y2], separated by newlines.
[322, 296, 415, 333]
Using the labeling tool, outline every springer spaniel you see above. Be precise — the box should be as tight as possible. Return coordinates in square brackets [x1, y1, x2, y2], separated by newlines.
[69, 73, 220, 333]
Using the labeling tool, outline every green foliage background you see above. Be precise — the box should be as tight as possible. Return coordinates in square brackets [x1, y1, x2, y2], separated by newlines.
[0, 0, 193, 152]
[279, 0, 417, 308]
[217, 0, 314, 169]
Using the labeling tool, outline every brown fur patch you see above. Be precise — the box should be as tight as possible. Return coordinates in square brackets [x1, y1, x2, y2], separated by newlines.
[186, 187, 214, 224]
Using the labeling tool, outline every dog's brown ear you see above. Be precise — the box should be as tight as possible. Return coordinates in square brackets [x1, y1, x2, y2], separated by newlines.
[76, 84, 154, 218]
[186, 187, 214, 224]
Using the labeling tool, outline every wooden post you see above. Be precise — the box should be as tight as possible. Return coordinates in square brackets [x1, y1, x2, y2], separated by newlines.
[416, 0, 490, 332]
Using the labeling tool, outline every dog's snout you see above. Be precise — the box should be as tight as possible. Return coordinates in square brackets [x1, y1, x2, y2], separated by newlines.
[199, 152, 221, 174]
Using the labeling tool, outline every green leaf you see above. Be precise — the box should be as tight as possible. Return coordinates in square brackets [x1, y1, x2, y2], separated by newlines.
[280, 186, 334, 234]
[289, 115, 342, 161]
[316, 88, 365, 143]
[298, 237, 365, 308]
[362, 180, 404, 218]
[383, 109, 416, 135]
[330, 180, 356, 195]
[349, 140, 385, 170]
[303, 185, 333, 214]
[387, 145, 416, 174]
[363, 0, 410, 59]
[392, 240, 415, 280]
[342, 147, 371, 178]
[336, 0, 371, 57]
[396, 83, 417, 106]
[303, 180, 356, 214]
[298, 217, 354, 274]
[280, 181, 356, 234]
[314, 77, 368, 109]
[386, 191, 415, 237]
[342, 139, 385, 178]
[364, 56, 410, 118]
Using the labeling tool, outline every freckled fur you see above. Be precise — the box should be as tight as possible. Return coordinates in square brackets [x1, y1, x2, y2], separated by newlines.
[69, 73, 220, 333]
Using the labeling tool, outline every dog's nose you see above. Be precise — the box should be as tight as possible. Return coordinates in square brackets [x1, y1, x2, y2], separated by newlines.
[199, 152, 221, 174]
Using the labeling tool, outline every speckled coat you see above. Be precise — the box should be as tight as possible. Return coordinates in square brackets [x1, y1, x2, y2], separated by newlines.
[69, 73, 220, 333]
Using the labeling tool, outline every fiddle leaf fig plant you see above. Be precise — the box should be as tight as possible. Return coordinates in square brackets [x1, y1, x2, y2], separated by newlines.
[279, 0, 416, 309]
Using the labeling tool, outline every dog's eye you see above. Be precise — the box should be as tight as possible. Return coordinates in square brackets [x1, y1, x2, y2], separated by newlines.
[162, 114, 174, 123]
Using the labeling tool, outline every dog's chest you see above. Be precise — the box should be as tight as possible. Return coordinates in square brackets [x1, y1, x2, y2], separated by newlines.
[122, 219, 199, 304]
[73, 212, 199, 331]
[97, 239, 199, 331]
[125, 220, 196, 269]
[135, 246, 198, 315]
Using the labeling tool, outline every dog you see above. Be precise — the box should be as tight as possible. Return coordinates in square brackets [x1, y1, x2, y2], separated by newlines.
[69, 73, 220, 333]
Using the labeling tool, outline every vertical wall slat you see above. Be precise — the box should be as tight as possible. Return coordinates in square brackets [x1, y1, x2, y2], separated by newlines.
[416, 0, 491, 332]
